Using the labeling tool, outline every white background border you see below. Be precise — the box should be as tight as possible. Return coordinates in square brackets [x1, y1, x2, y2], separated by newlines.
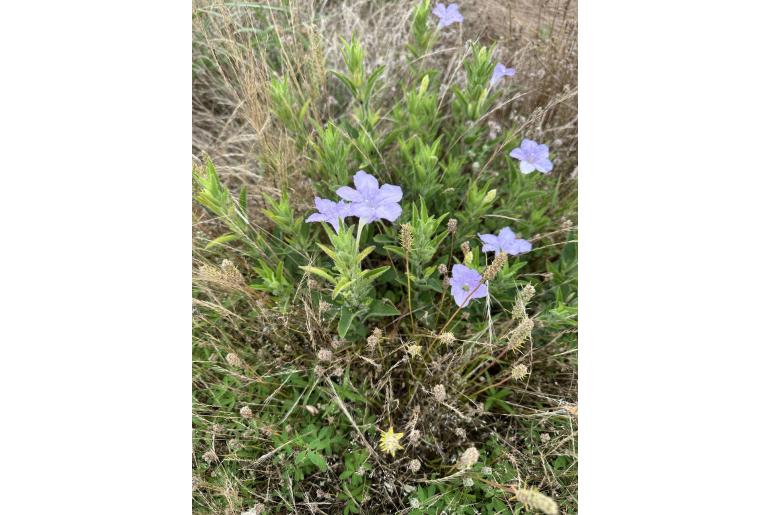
[0, 0, 768, 512]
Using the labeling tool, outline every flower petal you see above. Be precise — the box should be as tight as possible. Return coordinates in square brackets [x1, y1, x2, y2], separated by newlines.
[520, 160, 536, 174]
[336, 186, 363, 202]
[374, 202, 402, 222]
[535, 158, 554, 173]
[353, 170, 379, 197]
[314, 197, 336, 213]
[509, 148, 525, 160]
[377, 184, 403, 203]
[305, 213, 326, 223]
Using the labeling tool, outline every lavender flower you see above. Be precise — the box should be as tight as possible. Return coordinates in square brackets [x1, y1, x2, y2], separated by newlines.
[509, 139, 553, 174]
[432, 3, 463, 29]
[305, 197, 351, 232]
[337, 170, 403, 224]
[478, 227, 532, 256]
[449, 264, 488, 308]
[490, 63, 515, 87]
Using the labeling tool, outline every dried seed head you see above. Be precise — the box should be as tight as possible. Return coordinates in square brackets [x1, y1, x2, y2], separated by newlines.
[483, 252, 508, 280]
[317, 348, 333, 362]
[367, 327, 383, 350]
[458, 446, 479, 470]
[438, 332, 455, 345]
[202, 449, 218, 464]
[515, 488, 558, 515]
[313, 364, 324, 376]
[463, 477, 474, 487]
[511, 364, 529, 381]
[240, 405, 253, 419]
[520, 284, 536, 304]
[481, 466, 492, 476]
[561, 217, 573, 230]
[225, 353, 242, 368]
[447, 218, 458, 234]
[212, 423, 224, 435]
[307, 278, 318, 290]
[438, 263, 448, 275]
[432, 384, 446, 402]
[408, 459, 421, 472]
[508, 318, 534, 350]
[406, 343, 422, 357]
[330, 337, 342, 349]
[399, 223, 414, 251]
[318, 300, 331, 313]
[454, 427, 466, 439]
[220, 259, 245, 286]
[409, 429, 421, 444]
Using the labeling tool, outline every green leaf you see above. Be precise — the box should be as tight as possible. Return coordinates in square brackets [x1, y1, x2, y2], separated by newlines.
[361, 265, 390, 282]
[332, 278, 352, 299]
[300, 265, 335, 283]
[338, 307, 354, 338]
[307, 451, 328, 471]
[367, 299, 400, 318]
[204, 232, 238, 249]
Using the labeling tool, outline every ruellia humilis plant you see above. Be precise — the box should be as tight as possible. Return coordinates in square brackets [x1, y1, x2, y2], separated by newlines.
[193, 1, 577, 513]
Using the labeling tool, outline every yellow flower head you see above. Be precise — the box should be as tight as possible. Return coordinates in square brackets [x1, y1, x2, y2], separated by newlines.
[378, 426, 404, 457]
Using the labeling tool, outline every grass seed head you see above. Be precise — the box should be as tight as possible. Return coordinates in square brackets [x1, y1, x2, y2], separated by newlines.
[483, 252, 508, 280]
[225, 352, 243, 368]
[432, 384, 446, 402]
[240, 405, 253, 419]
[459, 446, 479, 470]
[511, 364, 529, 381]
[447, 218, 458, 234]
[515, 488, 559, 515]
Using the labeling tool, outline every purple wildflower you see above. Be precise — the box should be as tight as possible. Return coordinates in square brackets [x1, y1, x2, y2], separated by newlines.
[490, 63, 515, 87]
[449, 264, 488, 308]
[305, 197, 351, 233]
[478, 227, 532, 256]
[336, 170, 403, 224]
[509, 139, 553, 174]
[432, 3, 464, 29]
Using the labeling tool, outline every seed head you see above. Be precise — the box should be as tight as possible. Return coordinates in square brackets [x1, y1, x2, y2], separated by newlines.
[482, 252, 508, 280]
[406, 343, 422, 357]
[408, 459, 421, 472]
[520, 284, 536, 304]
[447, 218, 458, 234]
[399, 223, 414, 251]
[461, 241, 471, 257]
[220, 259, 245, 286]
[438, 332, 455, 345]
[458, 446, 479, 470]
[515, 488, 558, 515]
[318, 300, 331, 313]
[438, 263, 448, 275]
[240, 405, 253, 419]
[432, 384, 446, 402]
[379, 426, 404, 457]
[463, 477, 474, 487]
[454, 427, 466, 439]
[409, 429, 421, 444]
[508, 318, 534, 350]
[317, 348, 333, 362]
[511, 364, 529, 381]
[202, 449, 218, 464]
[367, 327, 383, 350]
[225, 352, 242, 368]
